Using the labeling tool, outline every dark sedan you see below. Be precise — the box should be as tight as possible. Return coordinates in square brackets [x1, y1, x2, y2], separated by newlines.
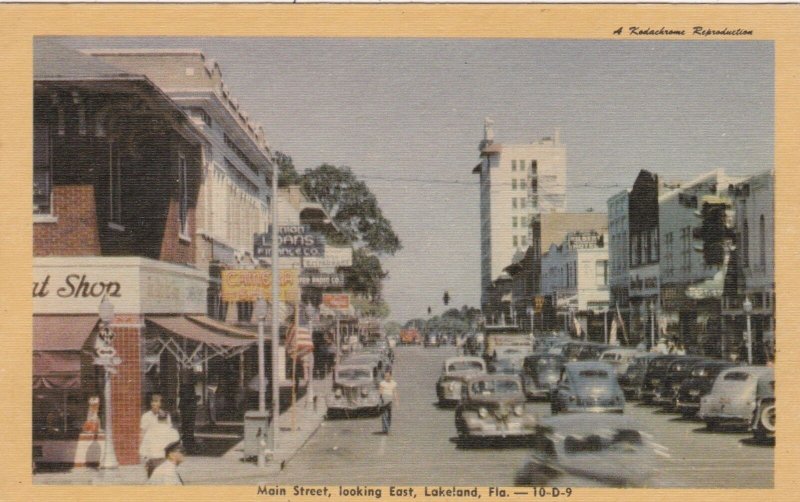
[639, 355, 683, 405]
[522, 354, 565, 400]
[675, 361, 739, 417]
[652, 356, 708, 410]
[618, 353, 659, 400]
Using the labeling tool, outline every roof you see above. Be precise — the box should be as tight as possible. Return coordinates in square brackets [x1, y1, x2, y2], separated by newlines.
[565, 361, 615, 371]
[34, 39, 138, 81]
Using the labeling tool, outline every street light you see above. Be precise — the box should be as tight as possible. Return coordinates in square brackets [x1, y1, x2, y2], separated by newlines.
[253, 297, 268, 467]
[98, 297, 119, 470]
[743, 296, 753, 365]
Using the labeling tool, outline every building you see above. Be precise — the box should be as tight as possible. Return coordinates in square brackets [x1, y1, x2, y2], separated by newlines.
[627, 170, 676, 347]
[607, 190, 630, 324]
[658, 169, 742, 355]
[540, 230, 610, 341]
[722, 171, 774, 362]
[473, 118, 567, 312]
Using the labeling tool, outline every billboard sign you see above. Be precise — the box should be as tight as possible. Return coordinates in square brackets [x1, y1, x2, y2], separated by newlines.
[253, 225, 326, 259]
[322, 293, 351, 312]
[221, 269, 300, 302]
[299, 273, 345, 287]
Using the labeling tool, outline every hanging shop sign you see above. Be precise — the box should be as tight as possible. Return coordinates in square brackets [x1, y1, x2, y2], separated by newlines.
[221, 269, 300, 302]
[253, 225, 326, 259]
[300, 272, 344, 287]
[322, 293, 351, 312]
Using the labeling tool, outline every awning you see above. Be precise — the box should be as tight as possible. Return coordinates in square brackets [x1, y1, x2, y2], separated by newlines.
[33, 315, 98, 390]
[146, 316, 257, 371]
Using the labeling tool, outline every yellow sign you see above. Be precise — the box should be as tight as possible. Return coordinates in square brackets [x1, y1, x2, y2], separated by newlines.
[221, 269, 299, 302]
[534, 296, 545, 312]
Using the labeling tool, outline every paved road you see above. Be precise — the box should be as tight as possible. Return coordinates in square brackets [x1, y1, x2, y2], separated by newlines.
[275, 346, 773, 488]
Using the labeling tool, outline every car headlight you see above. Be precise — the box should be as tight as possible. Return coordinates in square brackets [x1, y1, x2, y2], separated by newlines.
[449, 381, 458, 391]
[513, 404, 524, 416]
[569, 395, 576, 402]
[478, 407, 489, 418]
[361, 388, 369, 397]
[334, 388, 342, 397]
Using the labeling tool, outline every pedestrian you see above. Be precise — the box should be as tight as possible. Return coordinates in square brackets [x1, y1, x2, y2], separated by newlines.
[147, 440, 186, 485]
[141, 410, 179, 478]
[378, 369, 398, 434]
[206, 378, 218, 426]
[141, 394, 170, 446]
[178, 371, 198, 452]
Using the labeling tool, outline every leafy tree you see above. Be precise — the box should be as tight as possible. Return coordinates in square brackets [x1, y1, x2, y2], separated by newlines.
[273, 150, 303, 187]
[300, 164, 401, 255]
[384, 321, 402, 339]
[344, 248, 387, 301]
[351, 295, 390, 319]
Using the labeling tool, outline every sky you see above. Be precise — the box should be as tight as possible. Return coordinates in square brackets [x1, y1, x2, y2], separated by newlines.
[59, 37, 774, 324]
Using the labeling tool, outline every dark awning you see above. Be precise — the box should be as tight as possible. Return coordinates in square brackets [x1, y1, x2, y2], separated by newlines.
[33, 315, 98, 390]
[147, 316, 256, 348]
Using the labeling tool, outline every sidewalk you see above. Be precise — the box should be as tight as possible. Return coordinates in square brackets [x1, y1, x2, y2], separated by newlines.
[33, 376, 331, 485]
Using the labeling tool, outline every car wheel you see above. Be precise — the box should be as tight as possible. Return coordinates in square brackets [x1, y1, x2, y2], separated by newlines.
[759, 403, 776, 434]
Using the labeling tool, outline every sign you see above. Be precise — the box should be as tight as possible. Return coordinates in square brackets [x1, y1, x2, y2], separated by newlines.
[299, 273, 344, 287]
[322, 293, 351, 312]
[260, 245, 353, 269]
[253, 226, 326, 259]
[221, 269, 300, 302]
[533, 296, 545, 312]
[567, 231, 602, 250]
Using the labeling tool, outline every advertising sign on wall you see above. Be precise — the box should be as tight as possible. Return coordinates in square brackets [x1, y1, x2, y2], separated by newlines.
[322, 293, 351, 312]
[221, 269, 300, 302]
[253, 225, 326, 259]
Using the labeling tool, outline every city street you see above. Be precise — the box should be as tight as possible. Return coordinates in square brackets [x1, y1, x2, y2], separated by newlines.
[273, 345, 773, 488]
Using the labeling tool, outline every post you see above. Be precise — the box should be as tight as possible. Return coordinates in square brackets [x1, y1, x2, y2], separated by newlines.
[270, 155, 280, 458]
[604, 309, 608, 345]
[256, 309, 266, 468]
[97, 298, 118, 471]
[291, 301, 299, 431]
[744, 296, 753, 365]
[335, 314, 340, 366]
[100, 367, 118, 469]
[650, 300, 655, 349]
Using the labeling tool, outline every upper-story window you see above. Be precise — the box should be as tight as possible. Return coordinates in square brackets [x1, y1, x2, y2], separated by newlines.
[189, 107, 212, 127]
[511, 160, 517, 171]
[759, 214, 766, 269]
[224, 133, 259, 175]
[512, 179, 518, 190]
[512, 198, 517, 209]
[178, 152, 189, 237]
[33, 119, 52, 215]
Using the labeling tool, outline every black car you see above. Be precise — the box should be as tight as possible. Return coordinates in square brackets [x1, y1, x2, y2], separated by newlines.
[652, 357, 708, 410]
[618, 353, 659, 400]
[488, 357, 524, 376]
[521, 354, 565, 399]
[675, 361, 739, 417]
[639, 355, 683, 405]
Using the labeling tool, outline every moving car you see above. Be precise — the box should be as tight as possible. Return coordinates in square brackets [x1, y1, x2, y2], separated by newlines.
[436, 356, 487, 405]
[340, 353, 385, 379]
[515, 414, 670, 488]
[454, 375, 538, 440]
[522, 354, 565, 400]
[326, 364, 382, 418]
[551, 362, 625, 414]
[618, 353, 658, 400]
[549, 341, 610, 362]
[698, 366, 774, 430]
[598, 348, 642, 376]
[750, 372, 775, 441]
[675, 360, 738, 417]
[652, 356, 707, 409]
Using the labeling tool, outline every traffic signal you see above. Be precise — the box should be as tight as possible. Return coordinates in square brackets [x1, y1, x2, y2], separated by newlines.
[693, 200, 733, 266]
[427, 306, 432, 315]
[443, 291, 450, 306]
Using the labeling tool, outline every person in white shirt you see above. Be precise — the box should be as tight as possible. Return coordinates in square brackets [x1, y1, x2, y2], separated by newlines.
[378, 370, 398, 434]
[147, 441, 185, 485]
[141, 411, 180, 477]
[141, 394, 170, 439]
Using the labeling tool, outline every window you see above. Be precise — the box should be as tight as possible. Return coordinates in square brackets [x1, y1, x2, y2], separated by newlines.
[223, 133, 259, 175]
[189, 107, 212, 127]
[680, 226, 692, 272]
[531, 160, 537, 176]
[33, 119, 52, 215]
[512, 216, 518, 228]
[519, 160, 525, 172]
[520, 179, 526, 190]
[759, 215, 766, 269]
[178, 152, 189, 237]
[513, 236, 518, 247]
[520, 198, 527, 209]
[511, 160, 517, 171]
[512, 198, 517, 209]
[521, 216, 527, 227]
[596, 260, 608, 286]
[512, 179, 518, 190]
[108, 142, 122, 225]
[741, 218, 750, 267]
[521, 236, 528, 246]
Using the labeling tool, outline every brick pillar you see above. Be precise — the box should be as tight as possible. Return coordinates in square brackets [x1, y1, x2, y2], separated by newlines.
[109, 322, 142, 465]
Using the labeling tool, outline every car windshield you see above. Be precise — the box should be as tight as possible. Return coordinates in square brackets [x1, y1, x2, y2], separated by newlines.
[563, 429, 644, 455]
[723, 371, 751, 382]
[448, 361, 484, 372]
[600, 353, 620, 361]
[578, 369, 610, 379]
[471, 379, 520, 395]
[493, 360, 520, 372]
[337, 369, 372, 380]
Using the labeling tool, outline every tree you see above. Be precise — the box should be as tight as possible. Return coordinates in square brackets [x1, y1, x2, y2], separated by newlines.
[351, 295, 390, 319]
[384, 321, 402, 339]
[344, 248, 388, 301]
[300, 164, 401, 255]
[273, 150, 302, 187]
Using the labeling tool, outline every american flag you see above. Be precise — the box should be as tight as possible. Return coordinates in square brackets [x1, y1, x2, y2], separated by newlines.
[286, 321, 314, 359]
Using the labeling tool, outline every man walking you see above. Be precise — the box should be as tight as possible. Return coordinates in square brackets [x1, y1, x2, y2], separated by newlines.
[147, 440, 186, 485]
[141, 410, 179, 478]
[378, 369, 398, 434]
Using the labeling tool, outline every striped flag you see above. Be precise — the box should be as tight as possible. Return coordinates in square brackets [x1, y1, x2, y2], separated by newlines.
[287, 322, 314, 359]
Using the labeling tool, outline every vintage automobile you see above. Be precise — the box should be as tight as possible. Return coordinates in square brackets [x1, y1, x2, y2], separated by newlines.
[488, 357, 524, 376]
[515, 414, 671, 488]
[436, 356, 487, 405]
[454, 375, 538, 440]
[598, 348, 642, 376]
[326, 364, 382, 418]
[551, 362, 625, 414]
[698, 366, 774, 430]
[652, 356, 708, 409]
[639, 355, 683, 405]
[675, 360, 738, 417]
[750, 372, 775, 441]
[549, 341, 610, 362]
[618, 353, 659, 400]
[340, 353, 385, 379]
[522, 354, 565, 399]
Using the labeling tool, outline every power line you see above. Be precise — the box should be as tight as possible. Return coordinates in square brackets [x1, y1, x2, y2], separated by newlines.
[351, 174, 626, 189]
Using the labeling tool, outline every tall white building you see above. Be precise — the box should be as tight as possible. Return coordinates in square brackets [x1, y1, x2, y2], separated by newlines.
[607, 190, 630, 310]
[473, 119, 567, 308]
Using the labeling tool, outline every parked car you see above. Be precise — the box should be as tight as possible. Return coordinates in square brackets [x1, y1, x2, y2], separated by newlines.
[533, 334, 570, 354]
[515, 414, 670, 488]
[652, 356, 708, 409]
[639, 355, 683, 405]
[618, 353, 659, 400]
[675, 360, 739, 417]
[326, 364, 382, 418]
[425, 333, 440, 347]
[598, 348, 642, 376]
[698, 366, 774, 430]
[436, 356, 487, 405]
[454, 375, 538, 440]
[750, 372, 775, 441]
[340, 353, 385, 379]
[488, 357, 524, 376]
[551, 362, 625, 414]
[522, 354, 565, 400]
[549, 341, 610, 362]
[494, 345, 531, 361]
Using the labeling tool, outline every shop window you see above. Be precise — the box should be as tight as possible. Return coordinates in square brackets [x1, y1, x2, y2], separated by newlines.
[237, 301, 253, 323]
[33, 390, 87, 440]
[33, 119, 52, 215]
